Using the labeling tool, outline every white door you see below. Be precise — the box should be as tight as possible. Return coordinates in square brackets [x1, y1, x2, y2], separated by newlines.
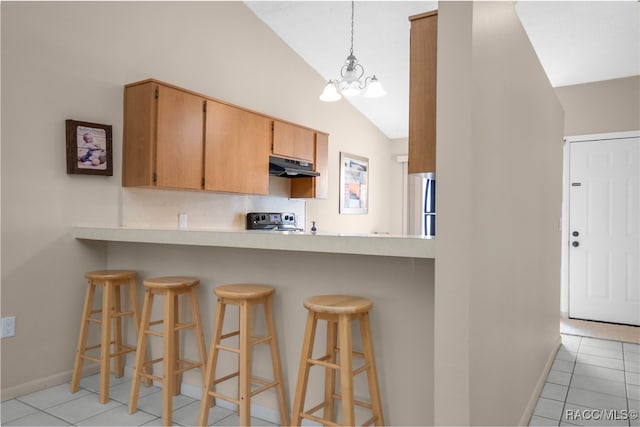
[569, 136, 639, 326]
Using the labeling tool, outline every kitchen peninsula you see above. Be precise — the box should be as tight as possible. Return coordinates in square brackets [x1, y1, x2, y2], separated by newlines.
[73, 226, 436, 425]
[74, 226, 435, 259]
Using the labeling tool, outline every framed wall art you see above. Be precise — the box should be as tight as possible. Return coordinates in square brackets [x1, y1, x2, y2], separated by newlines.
[339, 152, 369, 214]
[65, 119, 113, 176]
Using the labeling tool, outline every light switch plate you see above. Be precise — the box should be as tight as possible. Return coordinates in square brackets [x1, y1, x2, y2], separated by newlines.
[178, 213, 188, 229]
[1, 316, 16, 338]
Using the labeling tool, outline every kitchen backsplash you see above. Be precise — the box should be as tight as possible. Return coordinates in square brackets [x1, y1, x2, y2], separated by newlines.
[121, 178, 306, 231]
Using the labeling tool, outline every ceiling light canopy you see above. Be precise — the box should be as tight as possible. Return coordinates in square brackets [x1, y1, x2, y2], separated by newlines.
[319, 1, 386, 102]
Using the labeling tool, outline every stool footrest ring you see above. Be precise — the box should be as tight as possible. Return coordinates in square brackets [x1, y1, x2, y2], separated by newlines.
[220, 330, 240, 340]
[307, 357, 340, 370]
[207, 391, 240, 406]
[139, 372, 163, 383]
[215, 344, 240, 354]
[174, 321, 196, 331]
[249, 379, 279, 397]
[174, 359, 202, 375]
[299, 408, 341, 427]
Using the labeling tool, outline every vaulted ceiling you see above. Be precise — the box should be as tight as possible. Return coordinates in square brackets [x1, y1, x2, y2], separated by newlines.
[246, 1, 640, 139]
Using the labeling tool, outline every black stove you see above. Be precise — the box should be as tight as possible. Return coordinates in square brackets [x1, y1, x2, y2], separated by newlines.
[246, 212, 302, 231]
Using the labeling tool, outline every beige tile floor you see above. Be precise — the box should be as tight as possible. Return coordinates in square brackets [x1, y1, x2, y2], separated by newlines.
[2, 318, 638, 426]
[1, 373, 277, 426]
[530, 319, 640, 427]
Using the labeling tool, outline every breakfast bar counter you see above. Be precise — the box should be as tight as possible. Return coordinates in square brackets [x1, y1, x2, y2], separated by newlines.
[73, 226, 436, 425]
[73, 226, 436, 259]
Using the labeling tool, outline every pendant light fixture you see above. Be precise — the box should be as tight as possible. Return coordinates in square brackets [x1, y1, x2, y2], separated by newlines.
[319, 0, 387, 102]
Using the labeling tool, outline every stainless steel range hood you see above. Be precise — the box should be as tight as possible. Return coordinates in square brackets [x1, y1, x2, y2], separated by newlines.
[269, 156, 320, 178]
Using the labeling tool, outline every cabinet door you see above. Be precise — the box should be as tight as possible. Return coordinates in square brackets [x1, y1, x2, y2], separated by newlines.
[408, 12, 437, 174]
[123, 81, 155, 187]
[205, 101, 270, 194]
[155, 85, 204, 190]
[291, 133, 329, 199]
[272, 120, 315, 162]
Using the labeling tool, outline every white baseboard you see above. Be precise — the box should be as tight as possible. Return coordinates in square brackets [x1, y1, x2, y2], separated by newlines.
[518, 335, 562, 426]
[1, 365, 100, 400]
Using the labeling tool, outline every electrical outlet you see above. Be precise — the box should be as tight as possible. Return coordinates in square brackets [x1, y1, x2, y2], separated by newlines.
[1, 316, 16, 338]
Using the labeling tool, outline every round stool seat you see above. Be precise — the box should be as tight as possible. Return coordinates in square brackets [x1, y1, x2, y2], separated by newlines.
[85, 270, 137, 280]
[143, 276, 199, 289]
[303, 294, 373, 314]
[214, 284, 275, 299]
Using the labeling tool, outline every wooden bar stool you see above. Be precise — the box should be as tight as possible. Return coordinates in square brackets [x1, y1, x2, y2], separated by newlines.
[70, 270, 144, 403]
[198, 284, 289, 427]
[291, 295, 384, 426]
[129, 276, 207, 426]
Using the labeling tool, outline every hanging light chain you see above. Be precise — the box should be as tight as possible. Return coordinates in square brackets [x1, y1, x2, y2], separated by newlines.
[350, 0, 355, 55]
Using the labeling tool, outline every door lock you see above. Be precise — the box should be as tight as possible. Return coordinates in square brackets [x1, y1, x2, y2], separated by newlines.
[572, 241, 580, 247]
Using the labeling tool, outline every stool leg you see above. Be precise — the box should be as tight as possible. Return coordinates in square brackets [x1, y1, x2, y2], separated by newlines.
[238, 300, 251, 426]
[338, 314, 355, 426]
[291, 310, 318, 426]
[172, 294, 181, 397]
[163, 289, 177, 426]
[130, 288, 153, 414]
[70, 280, 96, 393]
[113, 284, 124, 378]
[324, 319, 338, 423]
[360, 312, 385, 426]
[198, 297, 226, 427]
[99, 282, 113, 403]
[264, 296, 290, 426]
[128, 278, 151, 387]
[189, 286, 208, 385]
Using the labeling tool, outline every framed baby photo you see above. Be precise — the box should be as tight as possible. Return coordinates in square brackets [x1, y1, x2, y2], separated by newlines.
[65, 119, 113, 176]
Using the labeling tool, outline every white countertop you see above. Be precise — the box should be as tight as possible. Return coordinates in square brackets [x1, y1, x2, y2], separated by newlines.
[73, 226, 436, 259]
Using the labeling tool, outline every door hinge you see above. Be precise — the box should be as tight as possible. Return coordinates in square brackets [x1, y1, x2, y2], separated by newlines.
[154, 87, 159, 99]
[202, 177, 205, 187]
[153, 172, 157, 183]
[203, 101, 207, 112]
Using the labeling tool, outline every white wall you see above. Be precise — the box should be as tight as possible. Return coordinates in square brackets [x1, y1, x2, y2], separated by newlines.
[555, 76, 640, 137]
[555, 76, 640, 316]
[434, 2, 563, 425]
[1, 1, 399, 394]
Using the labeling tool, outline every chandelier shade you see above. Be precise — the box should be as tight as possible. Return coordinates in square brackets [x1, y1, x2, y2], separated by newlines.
[320, 82, 342, 102]
[319, 1, 386, 102]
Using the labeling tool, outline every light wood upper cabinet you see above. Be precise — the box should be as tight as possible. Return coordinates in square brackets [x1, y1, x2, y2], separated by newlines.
[205, 102, 270, 195]
[156, 85, 205, 190]
[408, 11, 438, 175]
[122, 81, 155, 187]
[123, 78, 329, 198]
[123, 80, 204, 190]
[291, 132, 329, 199]
[272, 120, 315, 163]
